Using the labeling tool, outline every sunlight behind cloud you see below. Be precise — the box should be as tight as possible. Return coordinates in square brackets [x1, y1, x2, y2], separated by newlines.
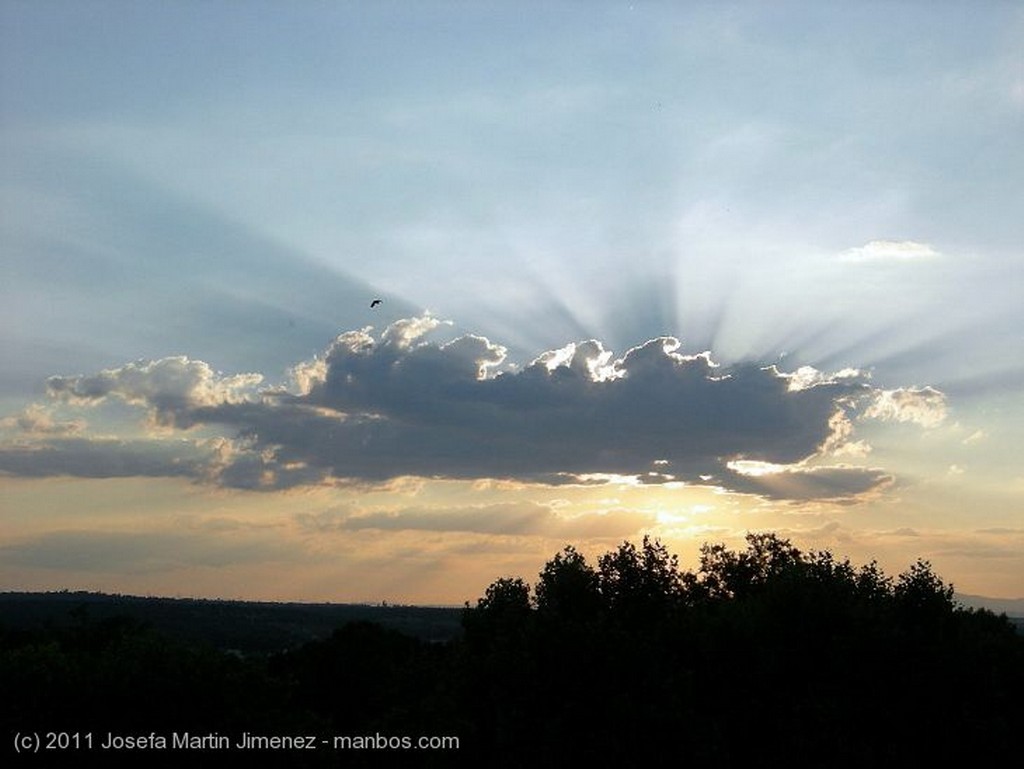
[2, 316, 937, 509]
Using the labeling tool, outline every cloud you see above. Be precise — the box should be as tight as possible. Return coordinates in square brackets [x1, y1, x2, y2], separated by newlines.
[0, 437, 208, 480]
[962, 429, 986, 445]
[0, 527, 298, 573]
[862, 386, 947, 427]
[724, 460, 893, 502]
[47, 356, 263, 428]
[839, 240, 939, 262]
[296, 501, 655, 539]
[300, 502, 552, 536]
[0, 316, 940, 501]
[0, 404, 85, 436]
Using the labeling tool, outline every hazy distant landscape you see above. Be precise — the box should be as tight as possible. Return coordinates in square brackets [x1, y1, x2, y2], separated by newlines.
[955, 594, 1024, 630]
[0, 591, 463, 653]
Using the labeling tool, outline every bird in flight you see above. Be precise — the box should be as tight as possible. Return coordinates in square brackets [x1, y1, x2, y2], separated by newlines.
[370, 299, 383, 308]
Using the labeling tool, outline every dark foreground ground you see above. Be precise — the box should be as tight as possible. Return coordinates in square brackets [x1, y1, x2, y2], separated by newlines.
[3, 536, 1023, 767]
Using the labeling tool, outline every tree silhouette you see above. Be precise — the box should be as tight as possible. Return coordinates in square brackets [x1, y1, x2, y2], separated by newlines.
[597, 535, 687, 624]
[534, 545, 601, 623]
[461, 576, 531, 653]
[458, 532, 1024, 764]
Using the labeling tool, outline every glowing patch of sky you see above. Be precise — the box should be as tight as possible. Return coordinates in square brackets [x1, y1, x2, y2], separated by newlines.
[1, 1, 1021, 602]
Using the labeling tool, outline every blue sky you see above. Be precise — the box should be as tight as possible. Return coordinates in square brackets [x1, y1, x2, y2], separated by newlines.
[2, 1, 1022, 603]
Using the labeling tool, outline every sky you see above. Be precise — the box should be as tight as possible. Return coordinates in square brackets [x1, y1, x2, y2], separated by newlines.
[1, 0, 1022, 605]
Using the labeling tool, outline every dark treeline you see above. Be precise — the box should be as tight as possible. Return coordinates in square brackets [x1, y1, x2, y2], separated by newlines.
[3, 533, 1022, 767]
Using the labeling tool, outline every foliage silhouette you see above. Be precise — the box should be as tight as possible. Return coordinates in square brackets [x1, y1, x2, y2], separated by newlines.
[458, 532, 1024, 765]
[534, 545, 601, 623]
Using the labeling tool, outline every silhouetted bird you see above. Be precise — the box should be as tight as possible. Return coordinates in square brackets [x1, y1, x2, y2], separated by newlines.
[370, 299, 382, 308]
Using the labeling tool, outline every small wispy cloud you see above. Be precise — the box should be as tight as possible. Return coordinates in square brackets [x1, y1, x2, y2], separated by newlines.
[839, 240, 939, 262]
[296, 501, 655, 539]
[724, 460, 893, 502]
[0, 527, 299, 573]
[862, 386, 947, 428]
[0, 404, 85, 436]
[962, 429, 986, 445]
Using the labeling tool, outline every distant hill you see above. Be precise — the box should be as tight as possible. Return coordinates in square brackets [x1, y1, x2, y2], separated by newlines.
[956, 594, 1024, 634]
[0, 591, 462, 654]
[956, 593, 1024, 616]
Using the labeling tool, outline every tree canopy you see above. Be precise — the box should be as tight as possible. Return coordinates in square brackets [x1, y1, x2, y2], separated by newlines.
[461, 532, 1023, 764]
